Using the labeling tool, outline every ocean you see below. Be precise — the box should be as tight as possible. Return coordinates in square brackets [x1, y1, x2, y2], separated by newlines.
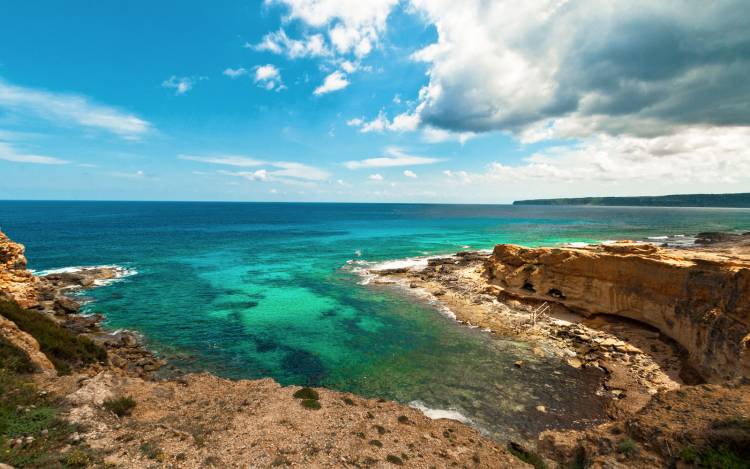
[2, 201, 749, 441]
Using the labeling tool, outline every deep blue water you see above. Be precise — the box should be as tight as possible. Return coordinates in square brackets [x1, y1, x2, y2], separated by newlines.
[2, 201, 749, 441]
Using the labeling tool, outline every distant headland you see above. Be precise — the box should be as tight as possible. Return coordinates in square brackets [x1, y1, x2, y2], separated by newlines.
[513, 192, 750, 208]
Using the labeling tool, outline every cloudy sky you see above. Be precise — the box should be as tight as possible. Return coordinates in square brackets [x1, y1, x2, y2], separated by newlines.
[1, 0, 748, 202]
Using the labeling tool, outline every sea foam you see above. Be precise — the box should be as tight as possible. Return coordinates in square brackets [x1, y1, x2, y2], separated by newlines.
[409, 401, 473, 424]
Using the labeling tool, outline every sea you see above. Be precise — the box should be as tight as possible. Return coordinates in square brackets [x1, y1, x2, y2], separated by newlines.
[2, 201, 749, 441]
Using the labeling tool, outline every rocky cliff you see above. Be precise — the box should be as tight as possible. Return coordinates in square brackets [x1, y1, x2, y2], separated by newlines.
[486, 242, 750, 381]
[0, 230, 40, 309]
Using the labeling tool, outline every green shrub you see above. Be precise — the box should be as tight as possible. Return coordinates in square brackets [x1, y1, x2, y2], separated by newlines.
[386, 454, 404, 465]
[139, 441, 164, 460]
[300, 399, 321, 410]
[679, 444, 749, 469]
[0, 300, 106, 374]
[61, 448, 92, 467]
[0, 337, 37, 374]
[369, 439, 383, 448]
[618, 438, 636, 457]
[0, 369, 101, 467]
[103, 396, 137, 417]
[292, 387, 319, 400]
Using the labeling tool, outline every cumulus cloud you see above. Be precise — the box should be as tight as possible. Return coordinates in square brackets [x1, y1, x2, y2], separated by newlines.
[0, 79, 151, 140]
[344, 147, 443, 169]
[254, 29, 330, 58]
[266, 0, 397, 58]
[368, 173, 384, 180]
[254, 65, 285, 91]
[0, 141, 69, 165]
[403, 170, 417, 178]
[162, 76, 205, 95]
[409, 0, 750, 137]
[313, 71, 349, 95]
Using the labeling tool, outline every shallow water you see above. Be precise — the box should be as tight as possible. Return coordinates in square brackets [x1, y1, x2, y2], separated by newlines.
[2, 201, 749, 441]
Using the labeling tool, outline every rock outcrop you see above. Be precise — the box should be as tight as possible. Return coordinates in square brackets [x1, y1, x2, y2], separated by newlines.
[0, 313, 56, 374]
[0, 231, 39, 308]
[487, 242, 750, 381]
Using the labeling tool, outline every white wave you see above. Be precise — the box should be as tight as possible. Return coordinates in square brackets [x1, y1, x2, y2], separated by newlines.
[565, 242, 589, 248]
[33, 264, 137, 286]
[355, 249, 362, 257]
[409, 401, 473, 424]
[647, 236, 669, 240]
[369, 257, 431, 271]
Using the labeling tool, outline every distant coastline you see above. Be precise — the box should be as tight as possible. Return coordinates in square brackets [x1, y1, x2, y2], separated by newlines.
[513, 192, 750, 208]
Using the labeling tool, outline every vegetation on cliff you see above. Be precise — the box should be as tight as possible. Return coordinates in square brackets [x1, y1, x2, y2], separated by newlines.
[513, 192, 750, 207]
[0, 300, 106, 374]
[0, 336, 102, 467]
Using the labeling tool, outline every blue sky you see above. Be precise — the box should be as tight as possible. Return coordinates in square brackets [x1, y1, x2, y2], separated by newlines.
[1, 1, 748, 202]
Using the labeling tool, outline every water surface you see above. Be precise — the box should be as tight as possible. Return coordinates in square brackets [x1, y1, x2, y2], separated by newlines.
[2, 201, 749, 441]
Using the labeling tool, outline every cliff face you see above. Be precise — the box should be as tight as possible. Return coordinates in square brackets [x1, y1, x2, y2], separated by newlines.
[0, 230, 39, 308]
[487, 242, 750, 381]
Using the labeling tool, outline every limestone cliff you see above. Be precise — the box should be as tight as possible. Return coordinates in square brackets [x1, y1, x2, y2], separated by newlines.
[0, 230, 39, 308]
[486, 242, 750, 381]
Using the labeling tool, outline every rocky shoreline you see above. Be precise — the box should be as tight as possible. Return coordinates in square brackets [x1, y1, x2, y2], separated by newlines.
[0, 231, 523, 468]
[2, 229, 749, 468]
[364, 235, 750, 466]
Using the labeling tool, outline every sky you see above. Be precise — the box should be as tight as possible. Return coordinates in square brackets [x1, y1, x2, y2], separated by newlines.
[0, 0, 749, 203]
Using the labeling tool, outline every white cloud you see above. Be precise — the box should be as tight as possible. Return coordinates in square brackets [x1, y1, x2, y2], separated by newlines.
[340, 60, 357, 73]
[267, 0, 398, 58]
[180, 153, 330, 183]
[448, 126, 750, 186]
[403, 170, 417, 178]
[0, 79, 151, 140]
[254, 65, 285, 91]
[162, 76, 205, 95]
[223, 67, 248, 78]
[179, 155, 265, 167]
[0, 141, 69, 165]
[254, 29, 331, 59]
[344, 147, 443, 169]
[368, 173, 384, 181]
[349, 110, 421, 133]
[313, 71, 349, 95]
[271, 161, 330, 181]
[220, 169, 269, 181]
[408, 0, 750, 138]
[421, 127, 474, 144]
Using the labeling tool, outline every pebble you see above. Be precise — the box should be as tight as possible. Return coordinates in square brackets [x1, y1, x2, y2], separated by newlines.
[566, 358, 583, 369]
[536, 405, 546, 413]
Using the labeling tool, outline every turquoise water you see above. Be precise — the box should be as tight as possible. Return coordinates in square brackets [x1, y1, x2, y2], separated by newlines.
[2, 201, 750, 441]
